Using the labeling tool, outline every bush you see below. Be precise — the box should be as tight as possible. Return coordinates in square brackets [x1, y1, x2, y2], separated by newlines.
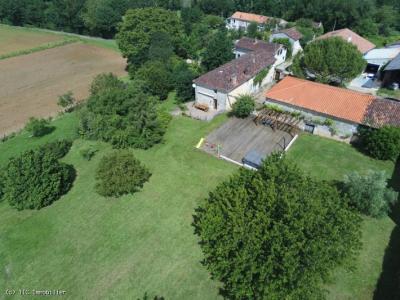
[95, 151, 151, 197]
[342, 171, 398, 217]
[40, 140, 73, 159]
[193, 154, 361, 299]
[79, 76, 166, 149]
[57, 91, 75, 109]
[25, 117, 52, 137]
[231, 95, 256, 118]
[360, 126, 400, 161]
[80, 147, 98, 161]
[2, 147, 75, 210]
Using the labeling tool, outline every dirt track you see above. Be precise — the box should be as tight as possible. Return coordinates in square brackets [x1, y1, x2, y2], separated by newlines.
[0, 43, 127, 136]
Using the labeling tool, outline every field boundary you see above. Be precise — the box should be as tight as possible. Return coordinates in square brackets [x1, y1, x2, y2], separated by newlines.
[0, 38, 78, 60]
[0, 24, 120, 53]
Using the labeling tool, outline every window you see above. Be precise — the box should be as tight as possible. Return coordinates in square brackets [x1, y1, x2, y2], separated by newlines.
[304, 123, 315, 134]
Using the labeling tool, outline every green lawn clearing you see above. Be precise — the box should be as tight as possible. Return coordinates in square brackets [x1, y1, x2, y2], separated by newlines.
[287, 133, 397, 300]
[0, 113, 236, 300]
[0, 117, 396, 299]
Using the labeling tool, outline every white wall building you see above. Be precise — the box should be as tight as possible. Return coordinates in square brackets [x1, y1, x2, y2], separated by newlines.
[193, 39, 286, 112]
[270, 28, 303, 56]
[227, 11, 286, 31]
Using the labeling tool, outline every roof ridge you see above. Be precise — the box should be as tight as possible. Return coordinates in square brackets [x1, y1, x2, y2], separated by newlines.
[282, 77, 375, 98]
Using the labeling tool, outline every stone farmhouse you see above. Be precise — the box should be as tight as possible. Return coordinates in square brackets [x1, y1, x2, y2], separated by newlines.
[193, 38, 286, 112]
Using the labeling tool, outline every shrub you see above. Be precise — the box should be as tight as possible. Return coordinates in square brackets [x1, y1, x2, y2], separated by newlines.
[273, 38, 292, 58]
[2, 148, 75, 210]
[231, 95, 256, 118]
[342, 171, 398, 217]
[80, 147, 98, 161]
[95, 151, 151, 197]
[193, 154, 361, 299]
[40, 140, 73, 159]
[360, 126, 400, 161]
[25, 117, 52, 137]
[57, 91, 75, 109]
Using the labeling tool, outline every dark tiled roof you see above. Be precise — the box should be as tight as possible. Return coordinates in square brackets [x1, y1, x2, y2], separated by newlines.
[385, 53, 400, 71]
[275, 28, 303, 41]
[235, 37, 281, 53]
[364, 98, 400, 127]
[194, 48, 277, 92]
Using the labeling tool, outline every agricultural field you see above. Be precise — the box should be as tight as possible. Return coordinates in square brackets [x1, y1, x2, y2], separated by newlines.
[0, 25, 66, 56]
[0, 26, 126, 137]
[0, 110, 397, 299]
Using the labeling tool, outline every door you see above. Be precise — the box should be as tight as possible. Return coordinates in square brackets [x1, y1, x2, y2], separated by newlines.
[213, 99, 218, 110]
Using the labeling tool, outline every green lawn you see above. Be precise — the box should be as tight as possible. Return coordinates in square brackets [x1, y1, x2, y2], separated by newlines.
[0, 114, 236, 300]
[287, 133, 396, 300]
[0, 117, 396, 299]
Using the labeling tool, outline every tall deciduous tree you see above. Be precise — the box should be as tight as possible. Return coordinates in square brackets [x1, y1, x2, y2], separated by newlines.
[79, 74, 165, 149]
[202, 29, 234, 71]
[301, 37, 366, 84]
[193, 154, 362, 299]
[83, 0, 128, 38]
[116, 8, 184, 69]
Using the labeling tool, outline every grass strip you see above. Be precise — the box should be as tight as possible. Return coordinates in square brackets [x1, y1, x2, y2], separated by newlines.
[0, 38, 78, 60]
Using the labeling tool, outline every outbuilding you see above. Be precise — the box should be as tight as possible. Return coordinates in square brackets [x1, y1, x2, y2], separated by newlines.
[264, 76, 400, 139]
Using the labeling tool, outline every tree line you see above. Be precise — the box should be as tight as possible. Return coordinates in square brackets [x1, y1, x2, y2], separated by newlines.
[1, 0, 399, 38]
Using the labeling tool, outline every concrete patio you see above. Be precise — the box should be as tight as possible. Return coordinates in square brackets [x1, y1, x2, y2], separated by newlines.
[201, 116, 295, 164]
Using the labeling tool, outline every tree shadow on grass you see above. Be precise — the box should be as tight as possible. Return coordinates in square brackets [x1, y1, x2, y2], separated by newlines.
[373, 226, 400, 300]
[374, 157, 400, 300]
[388, 156, 400, 224]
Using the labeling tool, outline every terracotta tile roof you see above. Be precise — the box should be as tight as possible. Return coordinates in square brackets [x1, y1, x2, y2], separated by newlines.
[317, 28, 375, 54]
[364, 98, 400, 128]
[231, 11, 268, 24]
[235, 37, 282, 53]
[194, 47, 278, 92]
[265, 76, 375, 124]
[274, 27, 303, 41]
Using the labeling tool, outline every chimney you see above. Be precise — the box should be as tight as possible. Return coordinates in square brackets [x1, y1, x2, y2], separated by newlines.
[231, 74, 237, 86]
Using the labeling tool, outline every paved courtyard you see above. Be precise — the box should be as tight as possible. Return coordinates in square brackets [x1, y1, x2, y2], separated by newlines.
[201, 117, 294, 164]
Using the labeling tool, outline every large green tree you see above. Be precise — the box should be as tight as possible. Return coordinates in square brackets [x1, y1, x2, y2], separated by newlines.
[193, 155, 361, 299]
[82, 0, 128, 38]
[300, 37, 366, 84]
[116, 7, 184, 69]
[202, 28, 234, 71]
[79, 74, 165, 149]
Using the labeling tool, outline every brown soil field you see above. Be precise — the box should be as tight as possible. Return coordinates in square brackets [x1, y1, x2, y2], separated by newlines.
[0, 26, 64, 56]
[0, 42, 127, 136]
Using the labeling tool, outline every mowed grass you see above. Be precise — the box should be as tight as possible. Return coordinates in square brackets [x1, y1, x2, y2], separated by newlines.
[0, 25, 67, 56]
[0, 24, 120, 55]
[287, 133, 396, 300]
[0, 114, 237, 300]
[0, 116, 396, 299]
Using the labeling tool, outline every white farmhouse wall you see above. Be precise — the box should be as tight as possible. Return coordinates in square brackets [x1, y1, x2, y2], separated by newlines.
[194, 85, 228, 112]
[228, 19, 250, 30]
[270, 33, 303, 56]
[264, 100, 358, 137]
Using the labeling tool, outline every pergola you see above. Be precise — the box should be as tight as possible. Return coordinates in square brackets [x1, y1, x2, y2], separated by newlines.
[254, 108, 301, 137]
